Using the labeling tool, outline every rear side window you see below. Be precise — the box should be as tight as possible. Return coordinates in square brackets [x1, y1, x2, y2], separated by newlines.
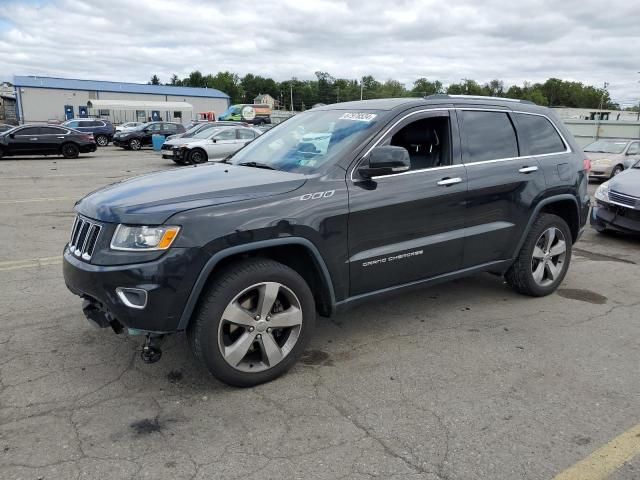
[237, 129, 256, 140]
[461, 111, 518, 162]
[39, 127, 66, 135]
[515, 113, 565, 155]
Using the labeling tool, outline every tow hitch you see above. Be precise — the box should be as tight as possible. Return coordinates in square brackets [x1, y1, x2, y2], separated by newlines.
[141, 333, 164, 364]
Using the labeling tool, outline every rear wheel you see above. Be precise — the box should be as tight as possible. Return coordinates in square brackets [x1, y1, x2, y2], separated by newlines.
[188, 148, 208, 164]
[61, 143, 80, 159]
[188, 258, 315, 387]
[129, 138, 142, 151]
[505, 213, 572, 297]
[95, 134, 109, 147]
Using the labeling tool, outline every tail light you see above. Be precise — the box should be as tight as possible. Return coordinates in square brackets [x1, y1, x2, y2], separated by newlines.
[81, 134, 94, 142]
[583, 157, 591, 173]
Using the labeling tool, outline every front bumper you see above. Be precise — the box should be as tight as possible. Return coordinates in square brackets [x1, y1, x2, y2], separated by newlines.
[63, 246, 209, 333]
[591, 202, 640, 234]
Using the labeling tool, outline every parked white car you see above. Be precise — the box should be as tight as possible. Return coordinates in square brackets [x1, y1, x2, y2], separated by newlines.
[166, 126, 262, 164]
[115, 122, 143, 133]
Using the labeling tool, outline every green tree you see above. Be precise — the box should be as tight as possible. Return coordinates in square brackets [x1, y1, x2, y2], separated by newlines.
[411, 78, 443, 97]
[148, 74, 161, 85]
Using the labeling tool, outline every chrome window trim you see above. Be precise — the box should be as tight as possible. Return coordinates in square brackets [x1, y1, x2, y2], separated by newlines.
[350, 107, 572, 183]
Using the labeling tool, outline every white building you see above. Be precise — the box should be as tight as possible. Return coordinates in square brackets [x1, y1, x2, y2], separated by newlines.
[13, 75, 230, 124]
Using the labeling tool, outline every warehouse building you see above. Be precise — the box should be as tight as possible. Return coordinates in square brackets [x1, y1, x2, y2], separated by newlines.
[13, 75, 230, 124]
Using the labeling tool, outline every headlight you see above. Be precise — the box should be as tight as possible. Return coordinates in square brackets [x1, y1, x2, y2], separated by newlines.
[110, 225, 180, 251]
[594, 159, 611, 165]
[595, 181, 610, 202]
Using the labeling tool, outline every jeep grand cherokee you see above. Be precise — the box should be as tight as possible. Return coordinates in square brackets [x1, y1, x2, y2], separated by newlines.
[63, 95, 590, 387]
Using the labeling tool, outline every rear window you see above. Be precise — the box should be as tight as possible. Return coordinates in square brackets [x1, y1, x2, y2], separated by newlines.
[461, 111, 519, 162]
[515, 113, 565, 155]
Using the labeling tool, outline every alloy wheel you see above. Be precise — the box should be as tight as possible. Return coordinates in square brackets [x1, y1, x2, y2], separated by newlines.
[531, 227, 566, 287]
[130, 139, 141, 150]
[217, 282, 303, 373]
[96, 135, 108, 146]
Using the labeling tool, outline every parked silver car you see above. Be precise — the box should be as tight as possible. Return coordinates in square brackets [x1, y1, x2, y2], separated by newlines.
[585, 139, 640, 179]
[165, 126, 262, 164]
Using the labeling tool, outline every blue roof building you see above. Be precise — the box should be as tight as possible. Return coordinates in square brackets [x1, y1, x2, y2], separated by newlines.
[13, 75, 230, 124]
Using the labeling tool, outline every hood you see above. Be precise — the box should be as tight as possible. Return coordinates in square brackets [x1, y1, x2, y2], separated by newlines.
[608, 168, 640, 196]
[586, 152, 623, 162]
[76, 163, 307, 224]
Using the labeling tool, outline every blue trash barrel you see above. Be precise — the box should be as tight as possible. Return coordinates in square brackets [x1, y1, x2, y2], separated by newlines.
[152, 134, 164, 151]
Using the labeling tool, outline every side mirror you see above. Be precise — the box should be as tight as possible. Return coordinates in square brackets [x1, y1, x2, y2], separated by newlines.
[9, 133, 15, 139]
[358, 146, 410, 179]
[210, 138, 217, 143]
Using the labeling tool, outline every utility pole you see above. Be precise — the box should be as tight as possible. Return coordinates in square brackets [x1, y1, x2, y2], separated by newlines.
[290, 82, 293, 112]
[594, 81, 609, 140]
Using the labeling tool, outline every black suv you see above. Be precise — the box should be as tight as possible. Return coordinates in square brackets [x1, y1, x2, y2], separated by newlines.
[112, 121, 186, 150]
[63, 96, 589, 386]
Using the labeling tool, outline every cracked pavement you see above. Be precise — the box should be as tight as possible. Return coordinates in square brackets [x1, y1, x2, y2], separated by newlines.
[1, 147, 639, 479]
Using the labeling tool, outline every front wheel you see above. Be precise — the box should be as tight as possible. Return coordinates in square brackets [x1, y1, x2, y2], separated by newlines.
[610, 165, 624, 178]
[95, 134, 109, 146]
[188, 259, 316, 387]
[188, 148, 208, 164]
[129, 138, 142, 151]
[505, 213, 572, 297]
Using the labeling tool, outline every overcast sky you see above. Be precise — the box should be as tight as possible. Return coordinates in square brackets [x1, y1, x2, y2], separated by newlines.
[1, 0, 639, 106]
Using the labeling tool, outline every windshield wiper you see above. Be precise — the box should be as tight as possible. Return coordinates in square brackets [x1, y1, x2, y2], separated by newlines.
[238, 161, 277, 170]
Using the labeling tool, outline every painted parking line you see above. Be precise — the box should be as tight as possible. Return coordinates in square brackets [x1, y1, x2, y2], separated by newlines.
[553, 423, 640, 480]
[0, 197, 77, 204]
[0, 256, 62, 271]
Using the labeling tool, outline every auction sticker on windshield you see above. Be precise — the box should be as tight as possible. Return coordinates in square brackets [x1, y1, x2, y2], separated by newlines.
[339, 112, 377, 122]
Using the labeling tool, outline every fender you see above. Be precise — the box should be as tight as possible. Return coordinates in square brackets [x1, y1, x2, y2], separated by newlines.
[176, 237, 336, 330]
[512, 194, 580, 259]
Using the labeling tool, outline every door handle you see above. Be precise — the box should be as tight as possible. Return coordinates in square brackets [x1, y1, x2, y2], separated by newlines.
[519, 166, 538, 173]
[29, 138, 38, 141]
[437, 177, 462, 186]
[57, 136, 65, 139]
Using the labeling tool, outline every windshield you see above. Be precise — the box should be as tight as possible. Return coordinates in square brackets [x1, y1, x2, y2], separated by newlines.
[584, 140, 628, 154]
[228, 109, 383, 173]
[634, 160, 640, 169]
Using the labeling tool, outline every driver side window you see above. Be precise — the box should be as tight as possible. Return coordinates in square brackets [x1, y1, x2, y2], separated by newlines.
[381, 114, 452, 170]
[628, 143, 640, 155]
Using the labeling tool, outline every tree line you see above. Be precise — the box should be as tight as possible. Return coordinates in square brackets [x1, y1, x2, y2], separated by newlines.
[148, 72, 620, 111]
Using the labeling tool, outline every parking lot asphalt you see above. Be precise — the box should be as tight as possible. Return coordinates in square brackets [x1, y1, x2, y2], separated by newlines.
[1, 146, 638, 480]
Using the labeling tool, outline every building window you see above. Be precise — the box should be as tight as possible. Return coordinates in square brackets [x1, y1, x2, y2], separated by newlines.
[136, 110, 146, 122]
[98, 109, 110, 117]
[173, 111, 182, 119]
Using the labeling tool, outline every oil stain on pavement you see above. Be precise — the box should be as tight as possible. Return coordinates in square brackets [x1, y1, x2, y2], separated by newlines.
[557, 288, 608, 305]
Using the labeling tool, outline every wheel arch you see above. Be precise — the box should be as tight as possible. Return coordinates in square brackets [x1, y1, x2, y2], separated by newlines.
[513, 195, 580, 260]
[176, 238, 336, 331]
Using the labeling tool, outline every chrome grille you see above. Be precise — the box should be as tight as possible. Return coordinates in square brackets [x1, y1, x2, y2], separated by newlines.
[609, 191, 639, 209]
[69, 216, 102, 261]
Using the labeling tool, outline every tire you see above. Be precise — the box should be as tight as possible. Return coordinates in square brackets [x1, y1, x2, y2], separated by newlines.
[0, 148, 3, 159]
[61, 143, 80, 159]
[505, 213, 572, 297]
[95, 134, 109, 147]
[610, 165, 624, 178]
[188, 258, 316, 387]
[188, 148, 208, 164]
[129, 138, 142, 151]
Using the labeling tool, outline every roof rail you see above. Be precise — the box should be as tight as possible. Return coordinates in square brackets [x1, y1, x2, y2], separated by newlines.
[425, 94, 534, 105]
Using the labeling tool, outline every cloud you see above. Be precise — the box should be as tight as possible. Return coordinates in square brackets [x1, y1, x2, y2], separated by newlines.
[0, 0, 638, 106]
